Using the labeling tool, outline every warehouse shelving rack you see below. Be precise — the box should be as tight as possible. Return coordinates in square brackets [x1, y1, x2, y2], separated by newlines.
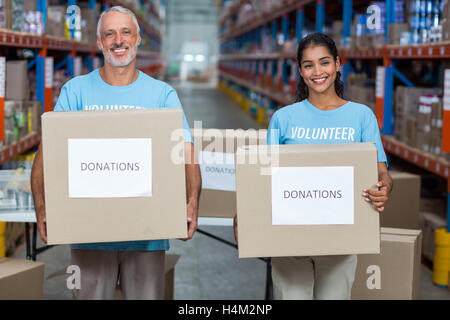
[0, 0, 164, 165]
[218, 0, 450, 284]
[0, 0, 164, 259]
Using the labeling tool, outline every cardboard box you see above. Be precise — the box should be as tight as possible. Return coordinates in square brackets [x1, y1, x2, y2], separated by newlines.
[429, 129, 442, 155]
[6, 60, 29, 101]
[431, 101, 443, 130]
[42, 109, 188, 245]
[114, 254, 180, 300]
[416, 131, 431, 153]
[420, 212, 446, 261]
[193, 128, 267, 218]
[394, 114, 406, 142]
[395, 86, 442, 117]
[236, 143, 380, 258]
[47, 6, 66, 38]
[388, 23, 409, 44]
[0, 258, 44, 300]
[352, 228, 422, 300]
[420, 197, 446, 216]
[405, 116, 417, 147]
[380, 171, 421, 229]
[421, 212, 446, 261]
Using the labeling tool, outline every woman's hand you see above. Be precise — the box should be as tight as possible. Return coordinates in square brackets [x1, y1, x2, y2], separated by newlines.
[362, 180, 389, 212]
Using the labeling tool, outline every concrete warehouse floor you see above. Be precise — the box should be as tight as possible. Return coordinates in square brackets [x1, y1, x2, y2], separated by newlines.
[17, 81, 450, 300]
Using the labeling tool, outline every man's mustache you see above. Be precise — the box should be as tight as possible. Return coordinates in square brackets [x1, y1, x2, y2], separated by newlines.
[109, 44, 130, 50]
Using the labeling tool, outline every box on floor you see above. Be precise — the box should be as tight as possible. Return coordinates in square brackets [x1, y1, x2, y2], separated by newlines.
[0, 258, 44, 300]
[236, 143, 380, 258]
[420, 212, 446, 261]
[352, 228, 422, 300]
[193, 128, 267, 218]
[42, 109, 188, 245]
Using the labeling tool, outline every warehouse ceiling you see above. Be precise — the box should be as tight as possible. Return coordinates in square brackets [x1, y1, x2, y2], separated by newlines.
[166, 0, 218, 24]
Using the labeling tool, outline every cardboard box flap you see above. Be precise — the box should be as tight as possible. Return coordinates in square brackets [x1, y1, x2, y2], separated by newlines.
[381, 227, 422, 237]
[43, 108, 182, 120]
[237, 142, 377, 155]
[380, 233, 418, 243]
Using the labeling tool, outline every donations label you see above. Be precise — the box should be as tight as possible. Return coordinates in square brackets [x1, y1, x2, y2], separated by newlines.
[271, 166, 354, 225]
[199, 151, 236, 192]
[68, 138, 152, 198]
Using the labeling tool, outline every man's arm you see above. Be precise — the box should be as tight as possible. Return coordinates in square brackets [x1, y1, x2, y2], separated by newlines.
[184, 142, 201, 240]
[31, 144, 47, 243]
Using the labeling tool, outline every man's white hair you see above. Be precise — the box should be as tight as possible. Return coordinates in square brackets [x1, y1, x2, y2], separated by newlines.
[96, 6, 140, 39]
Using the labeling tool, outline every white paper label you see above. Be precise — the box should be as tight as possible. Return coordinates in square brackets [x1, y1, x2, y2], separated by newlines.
[199, 151, 236, 192]
[0, 57, 5, 98]
[376, 66, 385, 98]
[68, 138, 152, 198]
[271, 166, 354, 225]
[45, 57, 54, 88]
[74, 57, 82, 77]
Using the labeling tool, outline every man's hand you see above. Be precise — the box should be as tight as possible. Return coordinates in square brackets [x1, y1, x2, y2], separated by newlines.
[35, 203, 48, 243]
[31, 145, 47, 243]
[179, 142, 201, 241]
[362, 180, 389, 213]
[181, 200, 198, 241]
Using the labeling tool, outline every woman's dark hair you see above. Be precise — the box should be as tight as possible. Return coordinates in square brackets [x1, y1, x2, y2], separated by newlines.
[296, 33, 344, 102]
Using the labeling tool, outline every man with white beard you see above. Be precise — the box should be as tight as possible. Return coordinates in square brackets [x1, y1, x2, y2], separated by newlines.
[30, 6, 201, 300]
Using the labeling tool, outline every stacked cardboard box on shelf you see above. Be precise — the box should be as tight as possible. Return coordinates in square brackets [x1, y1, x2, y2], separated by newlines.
[441, 0, 450, 41]
[388, 23, 409, 45]
[330, 21, 343, 49]
[0, 0, 12, 29]
[420, 212, 446, 262]
[416, 95, 440, 153]
[47, 6, 66, 38]
[4, 61, 41, 147]
[393, 86, 443, 152]
[81, 4, 100, 44]
[0, 1, 43, 34]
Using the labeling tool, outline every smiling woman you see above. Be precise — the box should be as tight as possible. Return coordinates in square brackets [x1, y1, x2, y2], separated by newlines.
[296, 33, 344, 106]
[259, 32, 393, 300]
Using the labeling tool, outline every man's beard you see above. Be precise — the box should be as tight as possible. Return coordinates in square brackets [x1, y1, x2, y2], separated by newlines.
[101, 41, 138, 67]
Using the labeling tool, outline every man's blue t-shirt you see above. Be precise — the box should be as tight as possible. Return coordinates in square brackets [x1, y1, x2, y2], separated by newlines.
[53, 69, 193, 251]
[267, 99, 387, 163]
